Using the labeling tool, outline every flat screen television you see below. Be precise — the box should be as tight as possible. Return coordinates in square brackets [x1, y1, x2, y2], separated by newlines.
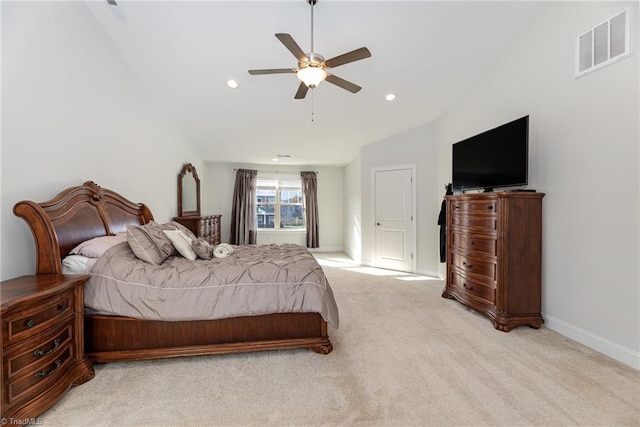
[452, 116, 529, 192]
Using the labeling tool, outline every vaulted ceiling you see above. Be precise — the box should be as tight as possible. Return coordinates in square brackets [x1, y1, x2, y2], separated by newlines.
[86, 0, 544, 166]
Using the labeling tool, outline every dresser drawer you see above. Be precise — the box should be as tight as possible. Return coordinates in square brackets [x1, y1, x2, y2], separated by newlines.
[6, 344, 74, 406]
[451, 232, 496, 256]
[450, 214, 497, 231]
[450, 271, 495, 305]
[3, 290, 74, 346]
[450, 199, 497, 215]
[451, 252, 496, 280]
[5, 320, 74, 379]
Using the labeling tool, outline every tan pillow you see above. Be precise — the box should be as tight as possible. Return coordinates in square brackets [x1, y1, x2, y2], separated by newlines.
[163, 229, 197, 261]
[70, 234, 127, 258]
[191, 238, 213, 260]
[126, 223, 173, 265]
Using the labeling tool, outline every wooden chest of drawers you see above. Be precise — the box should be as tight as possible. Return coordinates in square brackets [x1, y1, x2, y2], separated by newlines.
[173, 215, 221, 245]
[442, 192, 544, 331]
[1, 275, 94, 419]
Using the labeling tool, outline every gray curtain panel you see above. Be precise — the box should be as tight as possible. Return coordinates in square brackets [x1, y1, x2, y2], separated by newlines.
[301, 171, 319, 248]
[230, 169, 258, 245]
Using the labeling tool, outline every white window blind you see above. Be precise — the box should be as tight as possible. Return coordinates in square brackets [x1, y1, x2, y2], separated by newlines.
[256, 173, 305, 230]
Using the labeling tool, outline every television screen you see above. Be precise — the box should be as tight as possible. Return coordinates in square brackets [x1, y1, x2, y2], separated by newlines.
[452, 116, 529, 192]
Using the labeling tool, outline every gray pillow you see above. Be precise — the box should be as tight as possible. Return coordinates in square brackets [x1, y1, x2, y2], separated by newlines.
[191, 238, 213, 260]
[126, 223, 173, 265]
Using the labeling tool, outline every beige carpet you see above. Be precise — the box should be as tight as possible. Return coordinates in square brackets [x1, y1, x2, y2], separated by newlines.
[42, 253, 639, 426]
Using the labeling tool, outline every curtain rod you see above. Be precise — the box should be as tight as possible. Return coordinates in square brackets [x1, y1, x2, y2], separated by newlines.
[233, 168, 319, 174]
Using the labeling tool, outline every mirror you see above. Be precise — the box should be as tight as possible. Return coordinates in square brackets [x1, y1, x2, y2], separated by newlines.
[177, 163, 201, 217]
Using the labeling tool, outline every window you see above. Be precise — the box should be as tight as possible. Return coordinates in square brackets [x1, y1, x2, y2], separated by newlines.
[256, 174, 305, 230]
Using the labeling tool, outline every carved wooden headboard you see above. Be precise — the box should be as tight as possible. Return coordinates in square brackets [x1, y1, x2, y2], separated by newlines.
[13, 181, 154, 275]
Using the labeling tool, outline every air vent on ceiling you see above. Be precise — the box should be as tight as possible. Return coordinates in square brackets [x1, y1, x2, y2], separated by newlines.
[576, 6, 632, 78]
[106, 0, 117, 5]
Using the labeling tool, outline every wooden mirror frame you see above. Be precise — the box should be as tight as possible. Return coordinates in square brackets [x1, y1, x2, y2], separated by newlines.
[177, 163, 201, 217]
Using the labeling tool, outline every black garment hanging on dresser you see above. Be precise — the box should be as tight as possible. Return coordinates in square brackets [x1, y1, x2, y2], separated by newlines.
[438, 183, 453, 263]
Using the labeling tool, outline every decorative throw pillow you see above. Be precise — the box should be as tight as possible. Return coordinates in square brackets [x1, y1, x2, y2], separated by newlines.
[70, 234, 127, 258]
[191, 238, 213, 260]
[126, 223, 173, 265]
[163, 229, 197, 261]
[160, 221, 198, 241]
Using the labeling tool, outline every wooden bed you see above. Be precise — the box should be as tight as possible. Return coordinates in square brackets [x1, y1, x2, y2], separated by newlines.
[13, 181, 333, 364]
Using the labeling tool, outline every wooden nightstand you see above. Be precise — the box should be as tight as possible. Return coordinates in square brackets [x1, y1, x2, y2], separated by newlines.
[1, 275, 94, 420]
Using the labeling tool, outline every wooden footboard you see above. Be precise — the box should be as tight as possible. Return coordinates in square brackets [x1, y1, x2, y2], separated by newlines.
[85, 312, 332, 363]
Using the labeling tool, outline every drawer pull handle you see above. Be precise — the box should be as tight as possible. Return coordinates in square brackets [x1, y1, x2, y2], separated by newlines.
[34, 338, 61, 357]
[26, 319, 36, 328]
[487, 205, 494, 210]
[463, 283, 474, 291]
[463, 261, 474, 268]
[58, 302, 68, 311]
[453, 204, 460, 210]
[35, 359, 62, 378]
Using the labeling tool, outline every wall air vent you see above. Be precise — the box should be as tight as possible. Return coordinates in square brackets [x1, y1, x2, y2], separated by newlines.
[576, 6, 632, 78]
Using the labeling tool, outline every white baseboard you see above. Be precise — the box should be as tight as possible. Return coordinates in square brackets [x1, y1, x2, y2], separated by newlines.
[415, 268, 441, 278]
[543, 313, 639, 370]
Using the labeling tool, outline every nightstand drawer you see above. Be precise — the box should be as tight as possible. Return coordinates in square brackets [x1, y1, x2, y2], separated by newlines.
[3, 289, 74, 346]
[6, 320, 74, 379]
[6, 344, 74, 405]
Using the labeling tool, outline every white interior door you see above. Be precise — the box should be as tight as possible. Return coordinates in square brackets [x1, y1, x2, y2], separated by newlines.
[374, 168, 414, 272]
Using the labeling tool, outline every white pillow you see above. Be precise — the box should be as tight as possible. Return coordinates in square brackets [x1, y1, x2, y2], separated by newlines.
[163, 229, 197, 261]
[62, 255, 90, 274]
[62, 255, 99, 274]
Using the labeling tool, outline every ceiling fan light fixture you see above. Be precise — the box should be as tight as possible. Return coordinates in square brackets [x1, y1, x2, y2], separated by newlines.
[297, 66, 327, 88]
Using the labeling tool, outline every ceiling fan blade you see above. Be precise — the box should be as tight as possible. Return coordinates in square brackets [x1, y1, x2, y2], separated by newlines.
[248, 68, 296, 75]
[275, 33, 309, 63]
[325, 74, 362, 94]
[325, 47, 371, 68]
[294, 82, 309, 99]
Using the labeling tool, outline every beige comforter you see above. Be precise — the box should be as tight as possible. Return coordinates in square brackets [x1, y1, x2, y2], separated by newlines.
[85, 243, 339, 328]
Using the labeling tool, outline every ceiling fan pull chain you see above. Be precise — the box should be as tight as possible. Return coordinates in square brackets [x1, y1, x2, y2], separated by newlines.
[311, 90, 315, 122]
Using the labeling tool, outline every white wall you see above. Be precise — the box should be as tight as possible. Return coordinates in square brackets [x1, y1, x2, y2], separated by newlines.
[436, 2, 639, 368]
[358, 122, 441, 276]
[1, 2, 200, 280]
[204, 161, 344, 251]
[342, 155, 362, 262]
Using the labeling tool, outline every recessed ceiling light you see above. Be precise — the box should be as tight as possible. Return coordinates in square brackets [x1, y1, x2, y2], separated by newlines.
[226, 80, 239, 89]
[385, 93, 396, 101]
[272, 158, 279, 162]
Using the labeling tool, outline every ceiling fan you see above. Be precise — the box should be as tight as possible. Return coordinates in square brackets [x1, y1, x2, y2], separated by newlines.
[248, 0, 371, 99]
